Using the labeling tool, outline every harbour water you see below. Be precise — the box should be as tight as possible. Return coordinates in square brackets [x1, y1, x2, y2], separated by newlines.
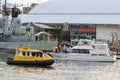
[0, 53, 120, 80]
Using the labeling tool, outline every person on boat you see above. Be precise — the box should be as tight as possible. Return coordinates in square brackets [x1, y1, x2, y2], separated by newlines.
[52, 47, 57, 53]
[63, 45, 67, 53]
[67, 47, 72, 53]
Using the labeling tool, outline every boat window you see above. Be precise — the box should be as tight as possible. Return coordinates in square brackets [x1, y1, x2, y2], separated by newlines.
[72, 49, 90, 54]
[22, 52, 26, 56]
[29, 52, 32, 56]
[39, 52, 43, 57]
[72, 49, 79, 53]
[83, 41, 88, 45]
[36, 52, 39, 57]
[18, 51, 23, 56]
[91, 54, 97, 56]
[27, 52, 30, 56]
[15, 51, 19, 56]
[92, 45, 95, 49]
[98, 54, 107, 56]
[32, 52, 36, 57]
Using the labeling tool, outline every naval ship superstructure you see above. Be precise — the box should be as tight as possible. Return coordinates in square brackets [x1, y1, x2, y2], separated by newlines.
[0, 6, 57, 52]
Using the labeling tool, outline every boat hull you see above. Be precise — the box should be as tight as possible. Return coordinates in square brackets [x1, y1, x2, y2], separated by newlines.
[50, 53, 116, 62]
[7, 58, 55, 66]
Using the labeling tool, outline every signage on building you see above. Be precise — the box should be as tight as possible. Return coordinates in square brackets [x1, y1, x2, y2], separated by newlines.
[78, 28, 96, 33]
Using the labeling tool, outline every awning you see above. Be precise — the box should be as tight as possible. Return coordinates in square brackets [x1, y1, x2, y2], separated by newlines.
[32, 23, 54, 29]
[35, 31, 52, 36]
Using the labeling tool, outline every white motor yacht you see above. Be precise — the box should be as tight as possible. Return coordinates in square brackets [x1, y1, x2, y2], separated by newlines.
[50, 39, 116, 62]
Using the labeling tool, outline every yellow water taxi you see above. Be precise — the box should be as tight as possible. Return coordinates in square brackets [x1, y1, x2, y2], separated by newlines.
[7, 47, 55, 66]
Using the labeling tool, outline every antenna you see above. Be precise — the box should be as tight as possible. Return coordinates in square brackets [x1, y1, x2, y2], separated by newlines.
[4, 0, 7, 15]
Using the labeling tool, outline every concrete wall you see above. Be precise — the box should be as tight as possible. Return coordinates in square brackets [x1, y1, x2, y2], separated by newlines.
[96, 25, 120, 42]
[0, 41, 57, 51]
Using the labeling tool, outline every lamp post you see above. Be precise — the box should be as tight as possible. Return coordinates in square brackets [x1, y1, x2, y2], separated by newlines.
[111, 32, 119, 54]
[114, 32, 118, 47]
[114, 32, 119, 54]
[111, 32, 115, 46]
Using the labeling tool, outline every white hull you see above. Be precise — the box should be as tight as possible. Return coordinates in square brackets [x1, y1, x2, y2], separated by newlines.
[50, 53, 116, 62]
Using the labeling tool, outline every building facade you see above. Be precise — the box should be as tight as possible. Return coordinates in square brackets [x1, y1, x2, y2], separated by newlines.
[19, 0, 120, 45]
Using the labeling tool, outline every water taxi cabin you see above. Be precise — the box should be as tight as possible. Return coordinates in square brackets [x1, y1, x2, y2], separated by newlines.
[14, 47, 52, 61]
[7, 47, 55, 66]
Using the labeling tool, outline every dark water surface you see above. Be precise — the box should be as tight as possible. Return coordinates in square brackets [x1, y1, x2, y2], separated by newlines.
[0, 53, 120, 80]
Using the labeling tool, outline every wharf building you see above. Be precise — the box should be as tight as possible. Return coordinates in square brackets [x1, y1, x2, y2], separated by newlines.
[19, 0, 120, 46]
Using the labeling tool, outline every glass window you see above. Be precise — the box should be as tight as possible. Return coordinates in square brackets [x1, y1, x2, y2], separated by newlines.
[27, 52, 30, 56]
[22, 52, 26, 56]
[39, 52, 43, 57]
[72, 49, 90, 54]
[36, 52, 39, 57]
[32, 52, 36, 57]
[91, 54, 97, 56]
[99, 54, 107, 56]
